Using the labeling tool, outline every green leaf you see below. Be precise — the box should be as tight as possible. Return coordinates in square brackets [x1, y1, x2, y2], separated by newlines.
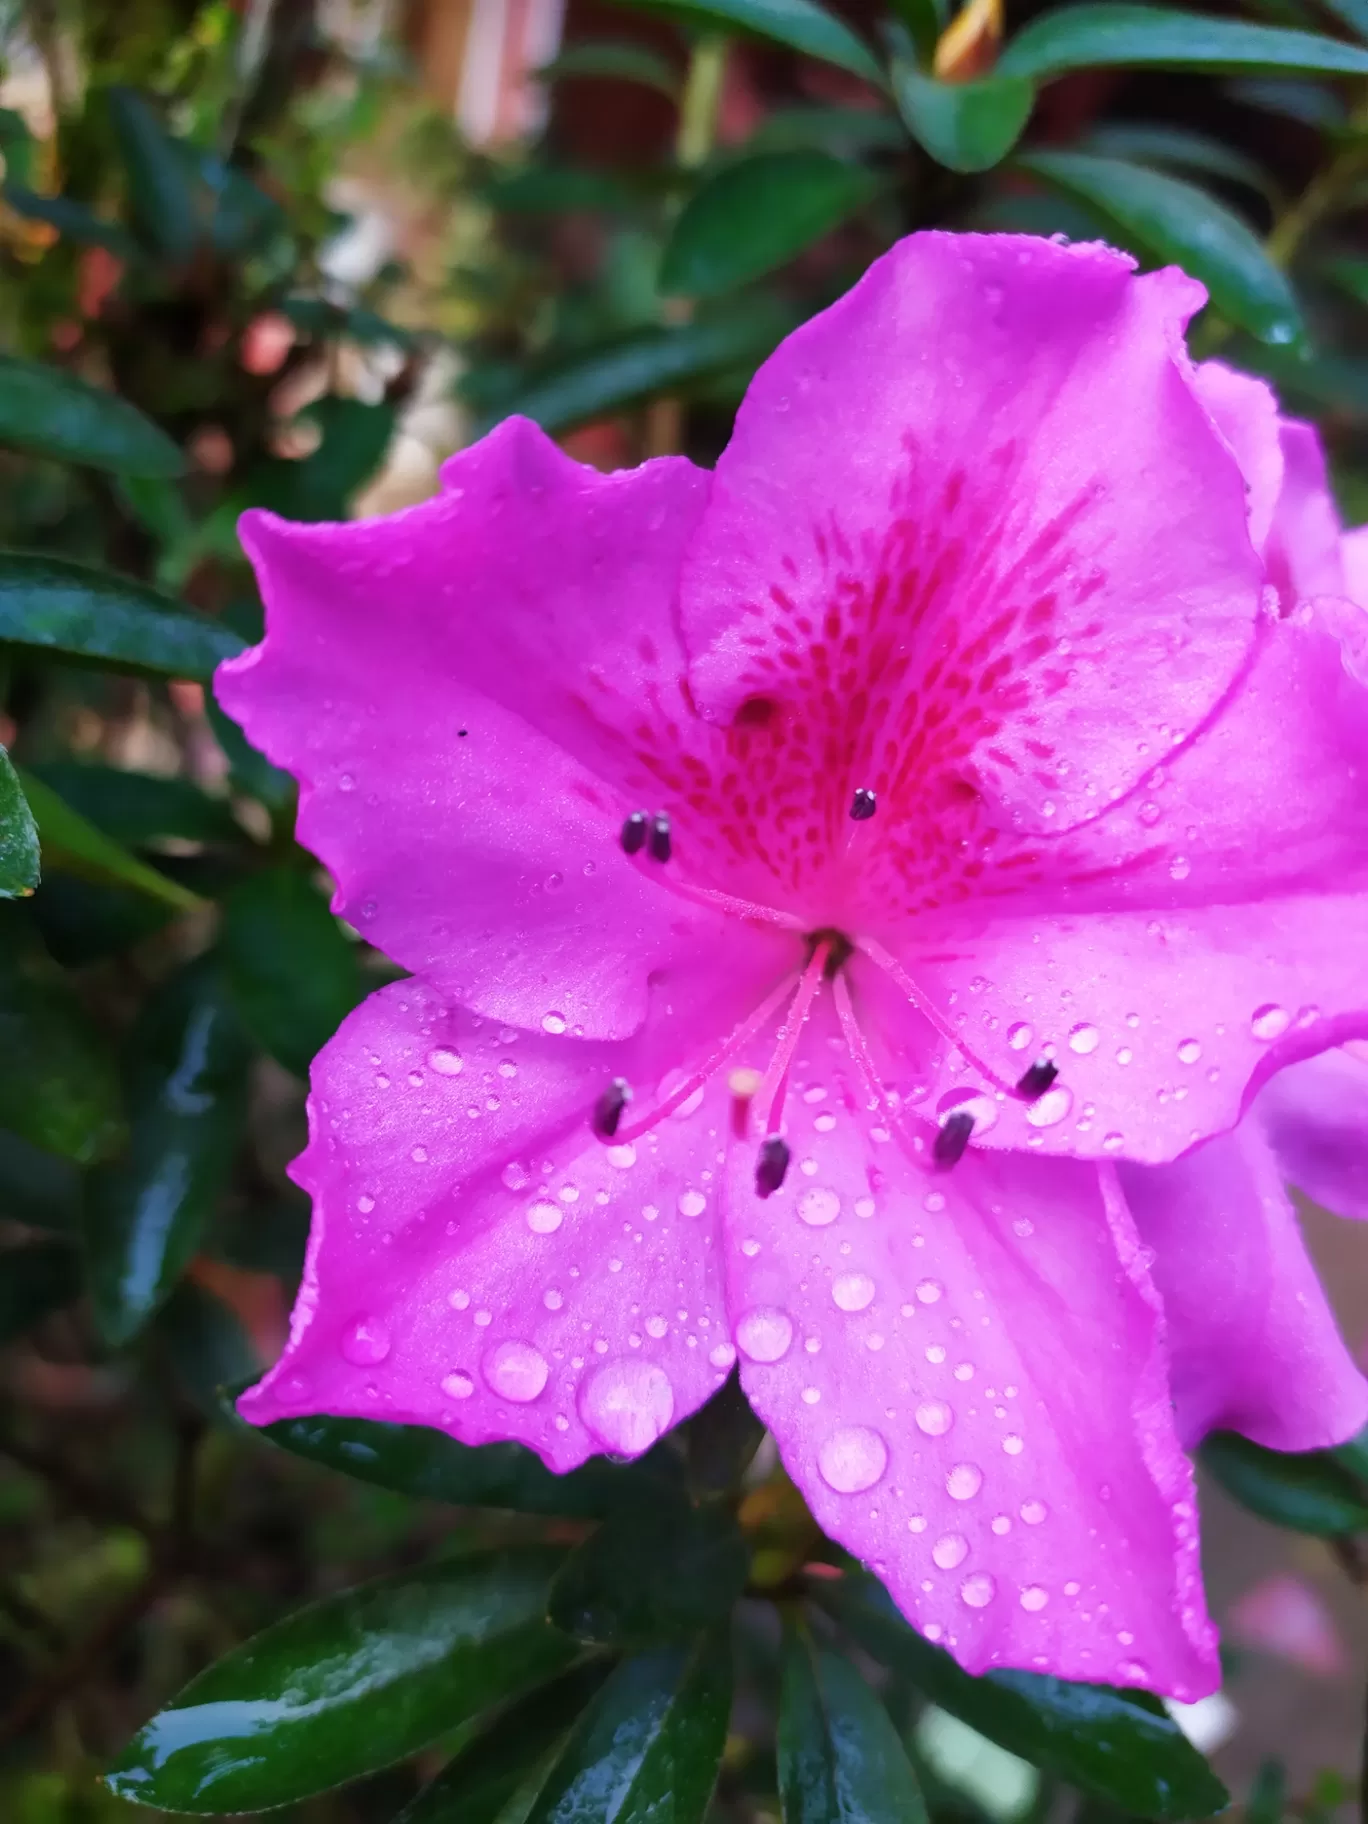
[1226, 75, 1344, 125]
[0, 356, 183, 477]
[1083, 122, 1273, 195]
[0, 914, 125, 1164]
[1, 184, 137, 255]
[893, 69, 1035, 173]
[221, 867, 365, 1078]
[1200, 1430, 1368, 1534]
[84, 960, 252, 1346]
[155, 1280, 263, 1416]
[661, 152, 880, 298]
[0, 108, 34, 187]
[1319, 0, 1368, 40]
[744, 104, 906, 154]
[0, 554, 244, 681]
[0, 1241, 82, 1345]
[105, 1549, 580, 1813]
[999, 5, 1368, 79]
[1328, 257, 1368, 307]
[18, 769, 203, 912]
[1247, 1758, 1287, 1824]
[0, 747, 39, 899]
[1017, 150, 1302, 346]
[250, 1408, 688, 1517]
[0, 1129, 81, 1232]
[889, 0, 948, 63]
[242, 396, 396, 522]
[394, 1664, 613, 1824]
[814, 1575, 1228, 1820]
[611, 0, 883, 80]
[107, 85, 201, 262]
[476, 299, 797, 433]
[538, 40, 681, 95]
[26, 763, 240, 849]
[549, 1502, 749, 1643]
[778, 1625, 929, 1824]
[520, 1636, 732, 1824]
[206, 694, 292, 809]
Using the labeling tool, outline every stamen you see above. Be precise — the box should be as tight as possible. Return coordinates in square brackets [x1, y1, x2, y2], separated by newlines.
[647, 813, 672, 862]
[620, 811, 647, 855]
[832, 971, 935, 1172]
[755, 1136, 791, 1198]
[728, 1067, 763, 1140]
[1015, 1057, 1059, 1101]
[933, 1110, 975, 1170]
[850, 787, 877, 821]
[751, 939, 833, 1139]
[857, 935, 1018, 1100]
[592, 1077, 632, 1139]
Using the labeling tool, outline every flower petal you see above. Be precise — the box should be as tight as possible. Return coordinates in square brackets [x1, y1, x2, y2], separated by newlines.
[1254, 1047, 1368, 1221]
[239, 980, 735, 1468]
[1265, 420, 1345, 607]
[1191, 359, 1283, 552]
[1119, 1121, 1368, 1450]
[722, 1000, 1217, 1698]
[681, 233, 1262, 833]
[860, 599, 1368, 1163]
[1344, 525, 1368, 607]
[217, 418, 790, 1040]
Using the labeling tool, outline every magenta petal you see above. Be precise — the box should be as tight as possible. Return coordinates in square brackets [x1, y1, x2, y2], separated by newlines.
[216, 417, 769, 1039]
[1120, 1124, 1368, 1451]
[239, 980, 734, 1468]
[1265, 420, 1346, 607]
[722, 1002, 1216, 1698]
[1344, 525, 1368, 606]
[1191, 359, 1283, 551]
[1254, 1047, 1368, 1221]
[680, 234, 1262, 831]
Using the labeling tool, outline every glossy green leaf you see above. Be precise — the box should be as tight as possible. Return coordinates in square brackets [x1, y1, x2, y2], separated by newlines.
[1226, 76, 1344, 126]
[1320, 0, 1368, 39]
[0, 554, 244, 680]
[539, 40, 681, 95]
[1330, 1419, 1368, 1484]
[999, 5, 1368, 78]
[1017, 150, 1301, 346]
[395, 1664, 613, 1824]
[549, 1501, 749, 1642]
[661, 152, 880, 298]
[1, 185, 137, 255]
[0, 747, 38, 898]
[84, 960, 252, 1346]
[0, 1241, 82, 1344]
[206, 695, 293, 809]
[1200, 1430, 1368, 1534]
[107, 1551, 578, 1812]
[242, 396, 396, 522]
[0, 916, 125, 1164]
[107, 85, 201, 262]
[612, 0, 883, 80]
[251, 1407, 687, 1517]
[814, 1575, 1228, 1820]
[1084, 122, 1272, 195]
[30, 875, 176, 968]
[889, 0, 948, 62]
[476, 299, 796, 434]
[779, 1625, 928, 1824]
[18, 770, 202, 912]
[519, 1635, 732, 1824]
[0, 355, 182, 477]
[27, 763, 240, 849]
[221, 867, 365, 1078]
[893, 68, 1035, 173]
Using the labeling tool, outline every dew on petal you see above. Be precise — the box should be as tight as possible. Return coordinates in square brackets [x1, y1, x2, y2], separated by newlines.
[798, 1187, 841, 1226]
[916, 1400, 953, 1437]
[1002, 1434, 1024, 1455]
[735, 1307, 794, 1363]
[832, 1273, 876, 1312]
[341, 1318, 390, 1366]
[1068, 1023, 1100, 1055]
[932, 1533, 969, 1570]
[1021, 1498, 1047, 1524]
[937, 1088, 998, 1134]
[816, 1425, 887, 1493]
[579, 1360, 675, 1454]
[483, 1340, 549, 1402]
[961, 1573, 996, 1608]
[678, 1188, 707, 1218]
[608, 1144, 637, 1170]
[946, 1463, 983, 1501]
[440, 1370, 474, 1400]
[527, 1200, 563, 1235]
[709, 1343, 737, 1370]
[926, 1344, 947, 1364]
[1176, 1038, 1202, 1065]
[915, 1279, 943, 1305]
[645, 1315, 668, 1339]
[1007, 1023, 1034, 1052]
[1251, 1004, 1290, 1042]
[1020, 1586, 1049, 1611]
[501, 1162, 530, 1191]
[1025, 1085, 1073, 1128]
[541, 1012, 568, 1035]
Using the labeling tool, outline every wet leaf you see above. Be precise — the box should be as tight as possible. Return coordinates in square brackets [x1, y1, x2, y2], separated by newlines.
[893, 68, 1035, 172]
[18, 769, 202, 912]
[108, 85, 200, 262]
[0, 355, 182, 476]
[1201, 1429, 1368, 1535]
[999, 5, 1368, 80]
[221, 867, 366, 1078]
[778, 1624, 929, 1824]
[549, 1501, 749, 1642]
[613, 0, 883, 80]
[0, 748, 38, 899]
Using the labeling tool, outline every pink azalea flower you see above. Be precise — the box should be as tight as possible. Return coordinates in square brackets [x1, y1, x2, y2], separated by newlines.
[216, 233, 1368, 1702]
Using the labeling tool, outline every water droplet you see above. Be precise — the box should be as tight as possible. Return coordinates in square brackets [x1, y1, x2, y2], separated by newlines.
[426, 1046, 463, 1078]
[937, 1089, 998, 1134]
[1002, 1434, 1024, 1455]
[798, 1187, 840, 1226]
[954, 1362, 974, 1381]
[1020, 1498, 1047, 1525]
[1176, 1038, 1201, 1065]
[947, 1463, 983, 1501]
[709, 1343, 736, 1370]
[1169, 854, 1191, 882]
[341, 1318, 390, 1365]
[579, 1360, 674, 1454]
[1007, 1023, 1034, 1052]
[1068, 1023, 1100, 1056]
[932, 1533, 968, 1569]
[678, 1188, 707, 1217]
[543, 1289, 563, 1310]
[1020, 1586, 1049, 1611]
[441, 1370, 474, 1400]
[645, 1315, 668, 1339]
[818, 1426, 888, 1494]
[541, 1012, 568, 1035]
[357, 1194, 375, 1213]
[916, 1400, 954, 1437]
[991, 1515, 1011, 1535]
[501, 1162, 529, 1191]
[802, 1386, 821, 1404]
[1025, 1085, 1073, 1128]
[608, 1144, 637, 1169]
[449, 1288, 470, 1310]
[915, 1279, 943, 1305]
[1251, 1003, 1290, 1041]
[923, 1190, 947, 1214]
[483, 1340, 549, 1402]
[735, 1307, 794, 1362]
[926, 1344, 947, 1364]
[1102, 1132, 1124, 1152]
[832, 1273, 876, 1312]
[411, 1145, 429, 1163]
[1115, 1047, 1132, 1067]
[1137, 800, 1160, 827]
[961, 1572, 996, 1608]
[527, 1200, 563, 1235]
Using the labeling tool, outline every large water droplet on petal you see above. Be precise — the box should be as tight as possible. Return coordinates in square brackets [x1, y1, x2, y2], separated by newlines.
[527, 1200, 563, 1234]
[541, 1012, 568, 1035]
[578, 1360, 674, 1454]
[946, 1462, 983, 1501]
[798, 1187, 841, 1226]
[915, 1279, 943, 1305]
[428, 1048, 463, 1076]
[1020, 1585, 1049, 1611]
[818, 1425, 887, 1493]
[735, 1307, 794, 1362]
[832, 1273, 875, 1312]
[1251, 1004, 1290, 1042]
[1025, 1085, 1073, 1128]
[1176, 1038, 1201, 1065]
[932, 1532, 969, 1569]
[1068, 1023, 1100, 1056]
[916, 1400, 954, 1436]
[441, 1370, 474, 1400]
[960, 1572, 996, 1608]
[1007, 1023, 1034, 1052]
[483, 1340, 549, 1402]
[341, 1318, 390, 1365]
[1020, 1497, 1048, 1524]
[936, 1088, 998, 1134]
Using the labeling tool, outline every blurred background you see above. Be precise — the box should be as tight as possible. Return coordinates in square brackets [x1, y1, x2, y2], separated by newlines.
[3, 1, 1368, 1820]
